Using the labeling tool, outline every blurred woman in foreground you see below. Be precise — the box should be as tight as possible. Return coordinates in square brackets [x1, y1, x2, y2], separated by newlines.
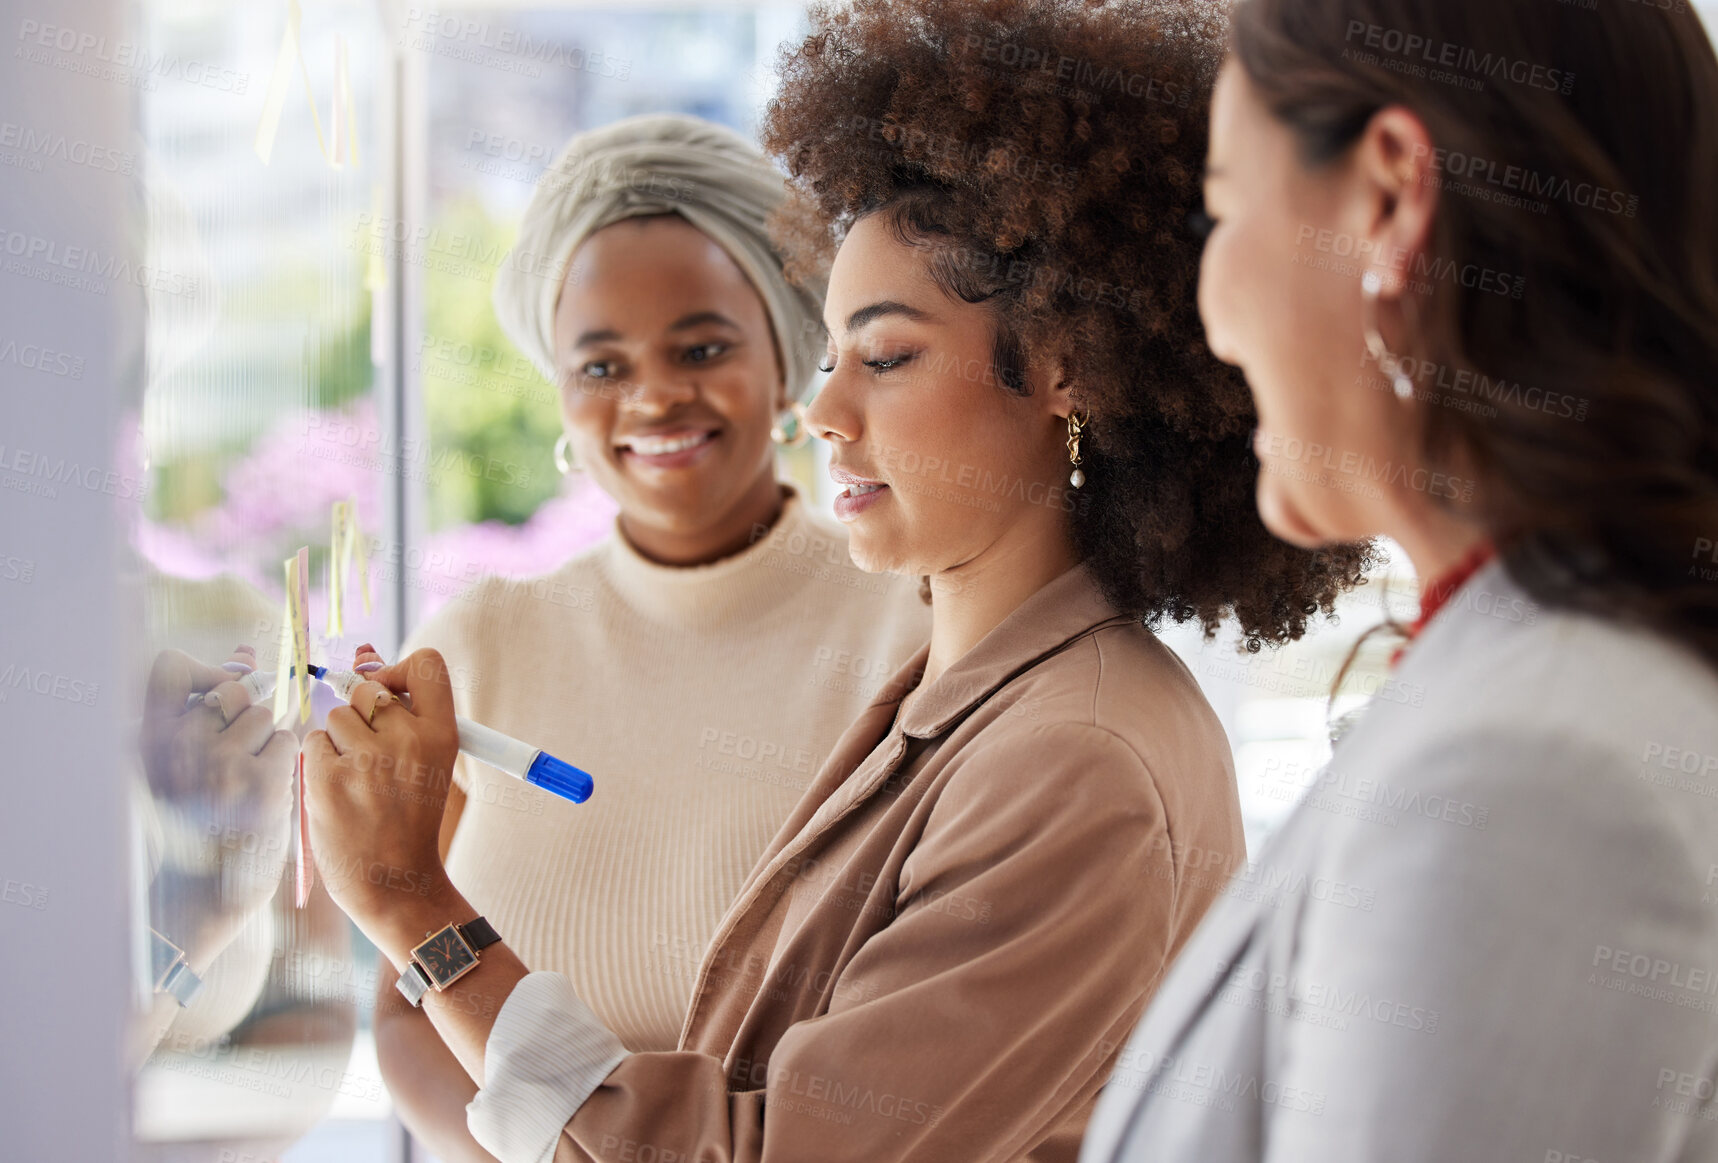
[1085, 2, 1718, 1160]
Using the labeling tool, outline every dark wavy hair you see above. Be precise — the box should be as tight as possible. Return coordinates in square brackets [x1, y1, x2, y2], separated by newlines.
[1231, 0, 1718, 669]
[762, 0, 1375, 647]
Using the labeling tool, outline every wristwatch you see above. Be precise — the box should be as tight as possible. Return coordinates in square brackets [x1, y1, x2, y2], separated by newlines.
[395, 916, 502, 1007]
[149, 928, 203, 1007]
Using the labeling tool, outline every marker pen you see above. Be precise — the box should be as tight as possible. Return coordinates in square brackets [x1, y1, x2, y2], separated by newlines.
[195, 666, 594, 804]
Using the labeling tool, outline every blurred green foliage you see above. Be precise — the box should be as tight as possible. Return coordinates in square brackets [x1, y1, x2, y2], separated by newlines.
[420, 196, 562, 530]
[311, 300, 372, 412]
[149, 456, 224, 524]
[148, 260, 374, 525]
[149, 201, 559, 534]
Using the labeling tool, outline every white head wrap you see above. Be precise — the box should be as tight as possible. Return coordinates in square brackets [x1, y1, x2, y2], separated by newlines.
[492, 113, 825, 400]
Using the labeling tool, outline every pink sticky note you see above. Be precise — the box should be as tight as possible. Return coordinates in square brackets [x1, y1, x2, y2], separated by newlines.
[295, 751, 314, 907]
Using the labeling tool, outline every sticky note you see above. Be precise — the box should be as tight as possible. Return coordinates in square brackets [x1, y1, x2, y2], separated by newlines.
[296, 752, 314, 908]
[351, 502, 372, 616]
[289, 546, 312, 724]
[327, 499, 371, 637]
[273, 567, 294, 726]
[255, 0, 357, 169]
[329, 501, 347, 637]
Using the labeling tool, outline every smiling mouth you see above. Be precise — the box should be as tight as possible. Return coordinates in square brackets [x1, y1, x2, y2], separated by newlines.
[617, 430, 718, 456]
[840, 483, 884, 498]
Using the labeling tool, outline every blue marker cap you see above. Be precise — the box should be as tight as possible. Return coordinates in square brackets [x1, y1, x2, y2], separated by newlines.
[525, 751, 595, 804]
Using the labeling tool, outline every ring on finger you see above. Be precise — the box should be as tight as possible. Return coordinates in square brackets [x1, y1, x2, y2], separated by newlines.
[348, 679, 394, 726]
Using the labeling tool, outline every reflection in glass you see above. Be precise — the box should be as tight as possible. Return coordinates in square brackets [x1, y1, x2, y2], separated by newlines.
[127, 1, 387, 1158]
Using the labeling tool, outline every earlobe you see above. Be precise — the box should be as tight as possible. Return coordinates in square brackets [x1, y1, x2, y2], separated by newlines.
[1045, 357, 1075, 418]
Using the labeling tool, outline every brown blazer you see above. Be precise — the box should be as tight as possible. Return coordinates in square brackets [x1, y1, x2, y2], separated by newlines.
[553, 563, 1243, 1162]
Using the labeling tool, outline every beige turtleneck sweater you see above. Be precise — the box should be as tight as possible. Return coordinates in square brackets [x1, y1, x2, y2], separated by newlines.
[406, 485, 930, 1051]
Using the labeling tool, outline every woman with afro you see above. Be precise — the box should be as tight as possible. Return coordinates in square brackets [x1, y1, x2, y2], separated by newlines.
[297, 2, 1372, 1161]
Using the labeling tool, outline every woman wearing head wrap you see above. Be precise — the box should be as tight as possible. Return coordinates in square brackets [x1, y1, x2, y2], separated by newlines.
[372, 112, 928, 1161]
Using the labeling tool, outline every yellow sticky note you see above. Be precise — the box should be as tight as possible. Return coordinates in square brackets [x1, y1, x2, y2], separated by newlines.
[290, 8, 333, 164]
[272, 578, 293, 726]
[289, 547, 313, 723]
[254, 0, 302, 164]
[328, 500, 347, 638]
[327, 498, 369, 636]
[352, 501, 372, 616]
[331, 34, 358, 169]
[254, 0, 352, 170]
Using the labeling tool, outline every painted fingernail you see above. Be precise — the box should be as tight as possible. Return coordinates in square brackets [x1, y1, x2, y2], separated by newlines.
[355, 660, 383, 673]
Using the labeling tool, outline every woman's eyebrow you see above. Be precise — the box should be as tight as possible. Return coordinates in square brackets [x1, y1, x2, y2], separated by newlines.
[570, 311, 739, 350]
[668, 310, 742, 332]
[844, 300, 933, 333]
[570, 327, 622, 349]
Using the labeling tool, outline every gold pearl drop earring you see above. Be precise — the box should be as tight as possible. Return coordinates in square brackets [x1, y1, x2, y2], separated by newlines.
[1067, 411, 1089, 489]
[1361, 270, 1416, 402]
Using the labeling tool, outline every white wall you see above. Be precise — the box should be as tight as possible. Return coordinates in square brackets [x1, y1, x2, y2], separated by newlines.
[0, 0, 136, 1154]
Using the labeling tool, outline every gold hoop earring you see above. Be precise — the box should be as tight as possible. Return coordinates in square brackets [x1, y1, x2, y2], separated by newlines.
[770, 401, 811, 450]
[1361, 270, 1416, 402]
[1066, 410, 1090, 489]
[553, 433, 579, 475]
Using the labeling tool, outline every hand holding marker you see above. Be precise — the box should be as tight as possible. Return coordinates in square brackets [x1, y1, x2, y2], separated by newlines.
[198, 665, 594, 804]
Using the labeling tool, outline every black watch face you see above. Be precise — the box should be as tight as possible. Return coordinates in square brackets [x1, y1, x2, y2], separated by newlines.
[417, 927, 477, 986]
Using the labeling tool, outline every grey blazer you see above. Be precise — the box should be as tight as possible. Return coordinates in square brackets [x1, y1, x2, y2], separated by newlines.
[1082, 559, 1718, 1163]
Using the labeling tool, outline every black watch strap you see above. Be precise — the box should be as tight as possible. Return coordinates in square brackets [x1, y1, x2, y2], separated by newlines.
[459, 915, 502, 951]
